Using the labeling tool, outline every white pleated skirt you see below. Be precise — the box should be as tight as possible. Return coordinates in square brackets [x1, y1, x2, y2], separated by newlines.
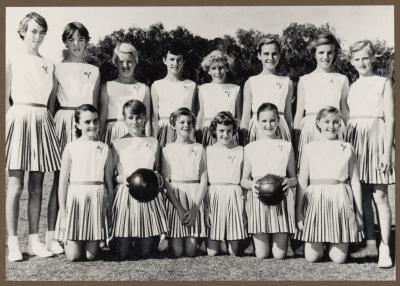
[207, 184, 248, 241]
[54, 109, 76, 154]
[6, 104, 61, 172]
[248, 114, 291, 143]
[111, 184, 168, 238]
[54, 184, 109, 241]
[345, 118, 395, 184]
[166, 182, 207, 238]
[103, 121, 128, 145]
[246, 187, 295, 234]
[295, 183, 363, 243]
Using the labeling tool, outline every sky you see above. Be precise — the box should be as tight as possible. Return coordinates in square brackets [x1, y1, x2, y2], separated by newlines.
[6, 6, 394, 63]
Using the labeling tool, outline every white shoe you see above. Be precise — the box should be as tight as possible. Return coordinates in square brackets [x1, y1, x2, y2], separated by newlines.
[378, 242, 392, 268]
[28, 241, 54, 258]
[46, 240, 64, 255]
[8, 247, 23, 262]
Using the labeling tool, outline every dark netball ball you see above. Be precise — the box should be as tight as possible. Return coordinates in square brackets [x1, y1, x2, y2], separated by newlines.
[127, 168, 160, 202]
[255, 174, 285, 205]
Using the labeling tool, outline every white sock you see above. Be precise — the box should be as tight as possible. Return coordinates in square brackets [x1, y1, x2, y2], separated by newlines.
[8, 235, 19, 247]
[28, 233, 40, 244]
[47, 231, 55, 240]
[366, 239, 377, 247]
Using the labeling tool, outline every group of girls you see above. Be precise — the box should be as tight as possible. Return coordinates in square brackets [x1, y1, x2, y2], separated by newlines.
[6, 12, 394, 269]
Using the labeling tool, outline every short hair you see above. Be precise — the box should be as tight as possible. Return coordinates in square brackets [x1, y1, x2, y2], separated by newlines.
[349, 40, 376, 59]
[74, 104, 98, 138]
[256, 36, 282, 54]
[256, 102, 280, 121]
[112, 42, 139, 67]
[209, 111, 238, 138]
[315, 106, 342, 132]
[122, 99, 147, 117]
[169, 107, 196, 128]
[201, 50, 231, 72]
[162, 41, 187, 58]
[308, 32, 341, 63]
[18, 12, 48, 40]
[62, 22, 90, 43]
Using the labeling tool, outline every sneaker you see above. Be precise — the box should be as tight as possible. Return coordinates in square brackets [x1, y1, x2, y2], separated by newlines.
[46, 240, 64, 255]
[378, 243, 392, 268]
[350, 245, 378, 259]
[8, 247, 23, 262]
[28, 241, 54, 258]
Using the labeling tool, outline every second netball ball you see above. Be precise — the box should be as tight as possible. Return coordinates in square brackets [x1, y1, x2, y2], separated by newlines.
[255, 174, 285, 205]
[127, 169, 161, 202]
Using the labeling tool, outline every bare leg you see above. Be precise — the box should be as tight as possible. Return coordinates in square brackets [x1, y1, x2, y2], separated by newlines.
[171, 238, 184, 257]
[116, 238, 133, 260]
[207, 239, 220, 256]
[6, 170, 24, 236]
[136, 237, 157, 258]
[304, 242, 323, 262]
[329, 243, 348, 264]
[27, 171, 44, 234]
[185, 237, 197, 257]
[65, 240, 83, 261]
[85, 241, 100, 261]
[253, 234, 270, 259]
[47, 171, 59, 231]
[227, 240, 241, 257]
[372, 184, 391, 245]
[271, 233, 288, 259]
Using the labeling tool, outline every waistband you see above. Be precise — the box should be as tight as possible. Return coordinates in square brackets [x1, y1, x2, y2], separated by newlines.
[170, 179, 200, 184]
[70, 180, 103, 185]
[14, 102, 47, 108]
[59, 106, 77, 110]
[309, 179, 348, 185]
[208, 182, 238, 186]
[349, 116, 384, 119]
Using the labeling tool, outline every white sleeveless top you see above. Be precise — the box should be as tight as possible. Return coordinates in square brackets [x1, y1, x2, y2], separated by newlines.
[163, 143, 204, 181]
[199, 83, 239, 119]
[112, 137, 158, 176]
[207, 145, 243, 184]
[347, 75, 387, 118]
[65, 140, 109, 182]
[107, 81, 147, 120]
[249, 74, 289, 114]
[302, 140, 352, 181]
[300, 72, 349, 113]
[152, 79, 196, 118]
[245, 139, 291, 177]
[8, 53, 54, 104]
[55, 62, 99, 107]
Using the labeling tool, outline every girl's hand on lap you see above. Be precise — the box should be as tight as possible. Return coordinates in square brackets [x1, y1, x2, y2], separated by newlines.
[183, 205, 199, 227]
[282, 177, 297, 191]
[378, 153, 392, 174]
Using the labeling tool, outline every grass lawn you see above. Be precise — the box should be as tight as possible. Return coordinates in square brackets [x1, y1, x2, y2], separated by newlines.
[5, 173, 396, 281]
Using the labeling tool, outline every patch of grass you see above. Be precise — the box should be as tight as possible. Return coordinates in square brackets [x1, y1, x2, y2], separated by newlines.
[5, 174, 396, 281]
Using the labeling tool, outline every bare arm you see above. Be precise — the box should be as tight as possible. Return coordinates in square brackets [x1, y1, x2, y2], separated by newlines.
[283, 147, 298, 190]
[235, 85, 243, 122]
[92, 71, 101, 109]
[381, 79, 395, 173]
[349, 146, 363, 230]
[58, 147, 72, 216]
[240, 79, 252, 145]
[151, 83, 159, 136]
[5, 57, 12, 113]
[143, 85, 152, 137]
[196, 86, 204, 130]
[98, 83, 109, 140]
[340, 77, 350, 124]
[47, 68, 58, 116]
[293, 78, 305, 130]
[284, 79, 294, 132]
[240, 150, 256, 191]
[295, 144, 309, 230]
[104, 148, 115, 212]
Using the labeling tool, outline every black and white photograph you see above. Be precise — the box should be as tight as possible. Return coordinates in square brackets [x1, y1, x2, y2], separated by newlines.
[4, 4, 395, 281]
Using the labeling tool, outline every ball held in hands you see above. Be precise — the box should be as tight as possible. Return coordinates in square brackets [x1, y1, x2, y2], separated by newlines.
[127, 168, 161, 202]
[255, 173, 285, 205]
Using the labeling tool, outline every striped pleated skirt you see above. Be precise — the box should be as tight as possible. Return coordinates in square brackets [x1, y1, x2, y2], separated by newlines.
[295, 183, 363, 243]
[54, 184, 109, 241]
[345, 118, 395, 184]
[54, 109, 77, 154]
[207, 184, 248, 241]
[246, 187, 295, 234]
[103, 120, 128, 145]
[166, 182, 207, 238]
[111, 184, 168, 238]
[6, 104, 61, 172]
[297, 115, 345, 168]
[248, 114, 291, 143]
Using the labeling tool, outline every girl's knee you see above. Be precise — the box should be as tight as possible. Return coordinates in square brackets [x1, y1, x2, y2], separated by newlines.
[304, 243, 323, 263]
[86, 252, 97, 261]
[305, 251, 322, 263]
[171, 240, 184, 257]
[185, 245, 197, 257]
[272, 248, 286, 260]
[254, 248, 269, 259]
[329, 252, 347, 264]
[65, 250, 82, 261]
[207, 248, 218, 256]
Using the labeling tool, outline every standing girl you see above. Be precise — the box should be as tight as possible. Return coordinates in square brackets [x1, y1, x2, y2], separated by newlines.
[345, 40, 394, 268]
[55, 104, 113, 261]
[296, 106, 363, 264]
[151, 41, 197, 148]
[241, 36, 294, 144]
[206, 111, 247, 256]
[6, 12, 60, 261]
[99, 43, 151, 144]
[241, 103, 297, 259]
[293, 32, 349, 165]
[196, 50, 241, 146]
[47, 22, 100, 254]
[161, 107, 208, 257]
[110, 100, 168, 260]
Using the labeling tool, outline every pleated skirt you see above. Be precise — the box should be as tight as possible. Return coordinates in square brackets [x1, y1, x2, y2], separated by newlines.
[207, 185, 248, 241]
[297, 115, 345, 168]
[6, 105, 61, 172]
[103, 121, 128, 145]
[246, 187, 296, 234]
[156, 119, 176, 148]
[166, 182, 207, 238]
[248, 114, 291, 143]
[345, 118, 395, 184]
[111, 184, 168, 238]
[295, 184, 363, 243]
[54, 184, 109, 241]
[196, 125, 239, 147]
[54, 109, 77, 154]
